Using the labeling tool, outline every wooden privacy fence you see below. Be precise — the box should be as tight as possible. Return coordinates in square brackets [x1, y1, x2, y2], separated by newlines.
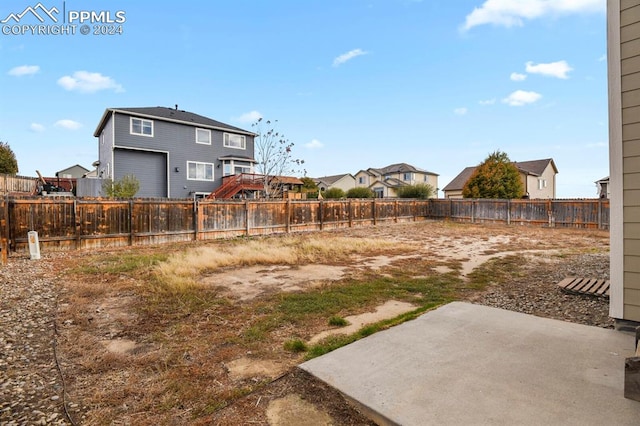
[0, 174, 36, 195]
[0, 197, 609, 253]
[429, 198, 609, 228]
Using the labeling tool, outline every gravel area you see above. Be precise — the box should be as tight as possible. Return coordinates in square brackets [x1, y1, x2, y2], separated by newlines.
[470, 252, 612, 328]
[0, 255, 75, 426]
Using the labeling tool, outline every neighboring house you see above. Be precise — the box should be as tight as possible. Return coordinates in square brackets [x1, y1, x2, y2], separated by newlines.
[607, 1, 640, 324]
[442, 159, 558, 199]
[313, 173, 356, 193]
[595, 176, 610, 199]
[93, 106, 256, 198]
[441, 167, 476, 199]
[354, 163, 438, 198]
[56, 164, 90, 179]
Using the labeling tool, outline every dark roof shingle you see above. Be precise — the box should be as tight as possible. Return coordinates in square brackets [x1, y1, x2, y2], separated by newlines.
[94, 106, 253, 136]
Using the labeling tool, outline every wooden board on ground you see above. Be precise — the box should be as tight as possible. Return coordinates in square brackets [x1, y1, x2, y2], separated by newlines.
[557, 277, 610, 298]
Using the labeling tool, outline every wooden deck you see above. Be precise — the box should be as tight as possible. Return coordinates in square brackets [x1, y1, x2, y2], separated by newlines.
[557, 277, 610, 298]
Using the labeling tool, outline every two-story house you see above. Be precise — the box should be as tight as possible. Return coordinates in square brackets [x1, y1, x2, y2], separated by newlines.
[93, 106, 256, 198]
[443, 158, 558, 199]
[354, 163, 438, 198]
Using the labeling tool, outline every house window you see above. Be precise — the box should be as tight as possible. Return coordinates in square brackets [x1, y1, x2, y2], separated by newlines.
[130, 118, 153, 136]
[538, 179, 547, 190]
[187, 161, 214, 181]
[359, 176, 365, 184]
[196, 128, 211, 145]
[223, 133, 246, 149]
[403, 173, 412, 181]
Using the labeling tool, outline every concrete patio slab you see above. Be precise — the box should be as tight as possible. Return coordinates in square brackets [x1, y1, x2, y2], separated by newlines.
[301, 302, 640, 425]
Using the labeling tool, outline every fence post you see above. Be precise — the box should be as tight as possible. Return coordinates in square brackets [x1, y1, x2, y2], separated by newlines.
[373, 199, 377, 225]
[413, 200, 417, 222]
[73, 199, 81, 249]
[319, 200, 324, 231]
[286, 199, 291, 234]
[395, 200, 399, 223]
[547, 199, 553, 227]
[245, 200, 251, 236]
[471, 200, 475, 224]
[507, 199, 511, 226]
[129, 200, 134, 246]
[598, 198, 603, 230]
[348, 199, 353, 228]
[1, 196, 7, 265]
[193, 198, 199, 241]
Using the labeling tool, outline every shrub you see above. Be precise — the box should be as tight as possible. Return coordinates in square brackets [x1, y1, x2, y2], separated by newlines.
[346, 187, 374, 198]
[396, 183, 435, 199]
[323, 188, 345, 199]
[102, 174, 141, 198]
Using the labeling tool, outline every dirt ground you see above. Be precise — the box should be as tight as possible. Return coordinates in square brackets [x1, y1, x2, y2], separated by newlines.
[51, 220, 610, 425]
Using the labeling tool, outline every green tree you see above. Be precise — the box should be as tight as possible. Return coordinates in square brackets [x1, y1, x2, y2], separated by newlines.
[0, 141, 19, 175]
[346, 187, 374, 198]
[396, 183, 435, 199]
[462, 151, 524, 199]
[323, 188, 345, 199]
[252, 118, 304, 198]
[102, 174, 140, 198]
[300, 177, 318, 192]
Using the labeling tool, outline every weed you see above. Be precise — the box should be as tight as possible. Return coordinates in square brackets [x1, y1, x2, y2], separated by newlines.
[328, 316, 348, 327]
[283, 338, 308, 352]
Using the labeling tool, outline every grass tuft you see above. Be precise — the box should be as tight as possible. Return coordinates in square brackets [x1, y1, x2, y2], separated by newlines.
[328, 316, 349, 327]
[283, 338, 308, 353]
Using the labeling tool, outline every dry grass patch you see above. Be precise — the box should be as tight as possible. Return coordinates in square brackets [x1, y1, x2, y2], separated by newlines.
[154, 235, 404, 292]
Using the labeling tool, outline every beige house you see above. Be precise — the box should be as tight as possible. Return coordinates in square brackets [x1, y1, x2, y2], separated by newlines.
[607, 0, 640, 324]
[313, 173, 356, 193]
[56, 164, 90, 179]
[442, 159, 558, 199]
[354, 163, 438, 198]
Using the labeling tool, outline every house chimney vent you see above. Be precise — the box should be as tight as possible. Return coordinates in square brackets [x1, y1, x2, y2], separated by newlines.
[175, 104, 178, 110]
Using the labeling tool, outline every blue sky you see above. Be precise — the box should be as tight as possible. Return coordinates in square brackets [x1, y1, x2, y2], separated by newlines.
[1, 0, 607, 198]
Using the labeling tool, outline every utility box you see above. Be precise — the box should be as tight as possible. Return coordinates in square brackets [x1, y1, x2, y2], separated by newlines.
[27, 231, 40, 260]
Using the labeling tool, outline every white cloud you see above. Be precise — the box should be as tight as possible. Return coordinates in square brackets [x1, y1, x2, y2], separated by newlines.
[30, 123, 45, 132]
[332, 48, 368, 67]
[54, 119, 82, 130]
[502, 90, 542, 106]
[57, 71, 124, 93]
[525, 60, 573, 79]
[235, 110, 263, 123]
[8, 65, 39, 76]
[305, 139, 324, 149]
[479, 98, 496, 105]
[510, 72, 527, 81]
[454, 107, 468, 116]
[598, 54, 606, 62]
[462, 0, 604, 31]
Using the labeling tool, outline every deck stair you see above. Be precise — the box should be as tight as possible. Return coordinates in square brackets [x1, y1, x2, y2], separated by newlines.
[207, 174, 265, 199]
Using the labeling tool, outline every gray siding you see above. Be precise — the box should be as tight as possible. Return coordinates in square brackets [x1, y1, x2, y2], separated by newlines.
[98, 111, 255, 198]
[98, 112, 114, 179]
[114, 149, 167, 198]
[620, 0, 640, 321]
